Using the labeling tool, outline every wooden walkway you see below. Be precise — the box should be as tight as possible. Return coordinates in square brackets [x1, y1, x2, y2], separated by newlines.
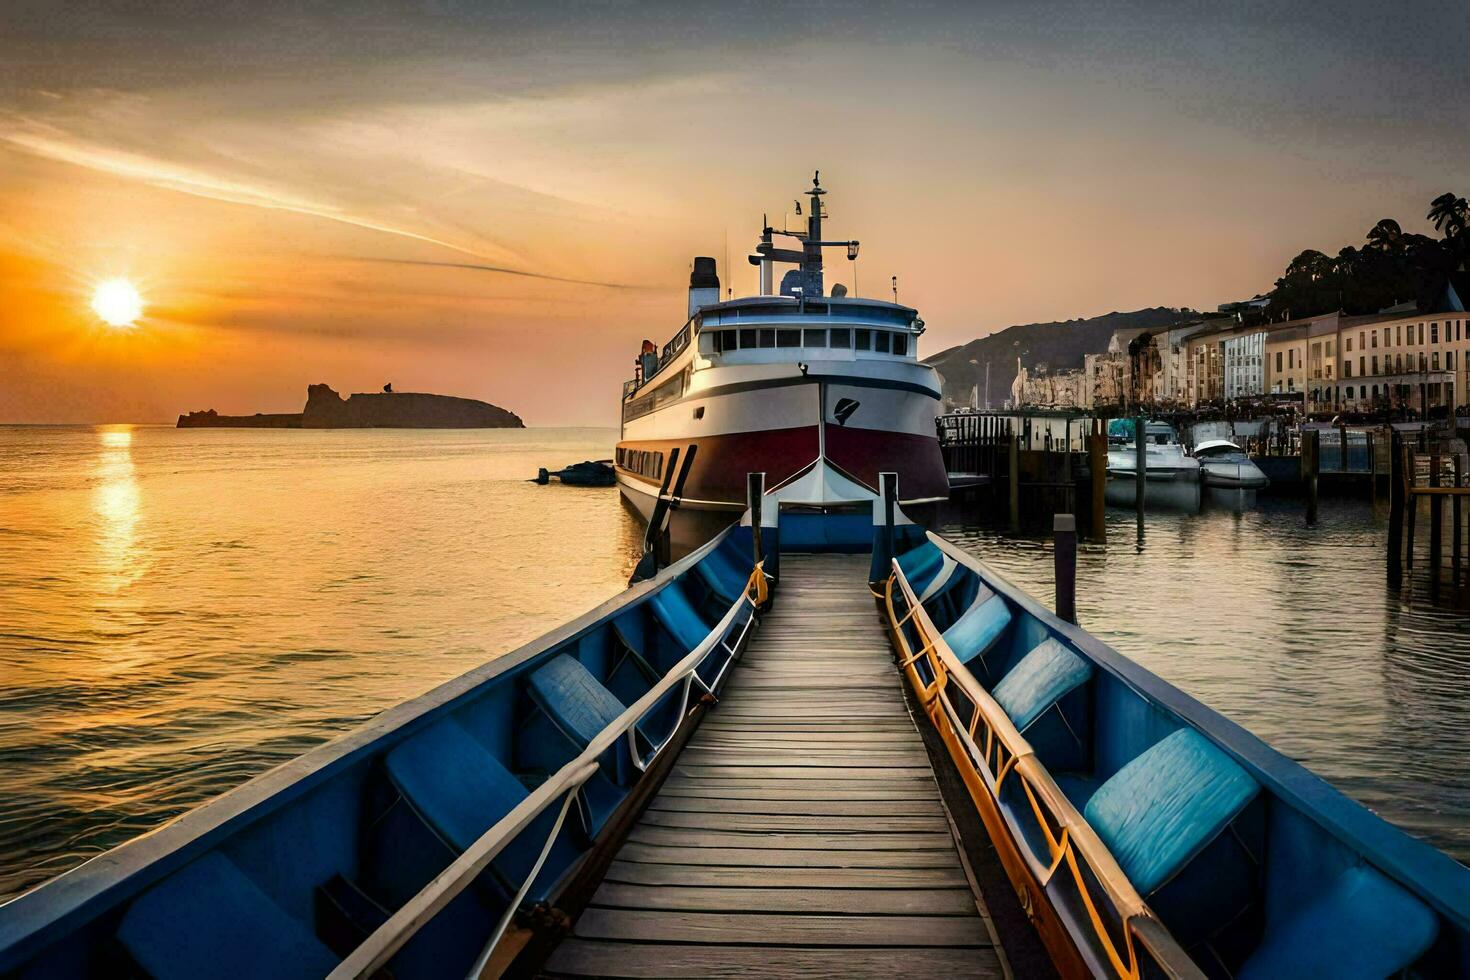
[545, 555, 1004, 978]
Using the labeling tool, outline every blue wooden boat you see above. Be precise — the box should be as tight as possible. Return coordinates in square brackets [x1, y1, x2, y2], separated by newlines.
[878, 515, 1470, 978]
[0, 526, 765, 979]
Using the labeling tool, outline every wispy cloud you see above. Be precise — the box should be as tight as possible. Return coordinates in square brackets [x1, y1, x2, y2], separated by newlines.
[0, 125, 544, 271]
[347, 257, 646, 289]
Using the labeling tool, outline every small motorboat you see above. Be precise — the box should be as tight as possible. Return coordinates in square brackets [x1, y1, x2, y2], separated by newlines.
[1193, 438, 1270, 491]
[1104, 420, 1201, 511]
[533, 460, 616, 487]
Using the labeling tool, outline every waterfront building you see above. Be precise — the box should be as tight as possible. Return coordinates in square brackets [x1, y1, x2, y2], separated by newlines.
[1265, 323, 1307, 395]
[1186, 321, 1232, 404]
[1337, 307, 1464, 414]
[1222, 328, 1267, 399]
[1304, 313, 1341, 410]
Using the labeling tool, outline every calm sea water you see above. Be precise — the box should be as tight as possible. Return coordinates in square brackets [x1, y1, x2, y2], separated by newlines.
[0, 429, 1465, 902]
[0, 425, 642, 900]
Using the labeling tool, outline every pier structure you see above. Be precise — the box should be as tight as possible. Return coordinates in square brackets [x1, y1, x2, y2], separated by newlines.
[546, 554, 1005, 977]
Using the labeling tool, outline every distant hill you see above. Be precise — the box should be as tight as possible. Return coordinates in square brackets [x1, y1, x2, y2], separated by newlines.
[923, 307, 1196, 408]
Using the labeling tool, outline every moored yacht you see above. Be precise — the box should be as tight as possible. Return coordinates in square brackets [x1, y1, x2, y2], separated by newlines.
[616, 173, 948, 550]
[1194, 438, 1271, 491]
[1105, 420, 1202, 511]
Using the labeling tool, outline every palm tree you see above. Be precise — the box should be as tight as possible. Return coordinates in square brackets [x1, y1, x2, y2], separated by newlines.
[1427, 192, 1468, 238]
[1365, 218, 1404, 253]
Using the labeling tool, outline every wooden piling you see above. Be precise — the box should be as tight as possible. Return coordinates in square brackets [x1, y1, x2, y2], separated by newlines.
[1455, 455, 1464, 588]
[1338, 422, 1348, 474]
[1388, 430, 1403, 587]
[1054, 514, 1077, 625]
[1133, 416, 1146, 516]
[1008, 433, 1020, 533]
[1429, 454, 1442, 591]
[1303, 428, 1319, 526]
[1406, 446, 1417, 572]
[1089, 422, 1107, 544]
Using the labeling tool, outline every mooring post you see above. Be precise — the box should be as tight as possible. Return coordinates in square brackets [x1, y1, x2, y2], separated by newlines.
[1338, 421, 1349, 474]
[1429, 454, 1442, 592]
[1368, 430, 1378, 509]
[1304, 428, 1319, 526]
[1454, 454, 1464, 589]
[1089, 419, 1107, 543]
[1133, 415, 1146, 516]
[1008, 432, 1020, 532]
[882, 471, 898, 572]
[1388, 430, 1404, 586]
[1405, 445, 1418, 572]
[1054, 514, 1077, 625]
[748, 471, 765, 571]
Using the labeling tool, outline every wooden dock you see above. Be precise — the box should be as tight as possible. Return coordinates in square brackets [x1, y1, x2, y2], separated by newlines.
[545, 554, 1004, 978]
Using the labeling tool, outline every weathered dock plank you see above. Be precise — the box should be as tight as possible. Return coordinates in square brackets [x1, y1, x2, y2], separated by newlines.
[544, 554, 1000, 979]
[547, 941, 1003, 978]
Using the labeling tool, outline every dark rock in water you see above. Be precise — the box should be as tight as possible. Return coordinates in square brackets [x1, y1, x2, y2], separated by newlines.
[178, 384, 524, 429]
[302, 384, 523, 429]
[535, 460, 615, 487]
[177, 409, 303, 428]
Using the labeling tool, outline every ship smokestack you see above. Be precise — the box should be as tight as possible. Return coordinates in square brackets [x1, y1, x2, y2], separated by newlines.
[688, 256, 719, 317]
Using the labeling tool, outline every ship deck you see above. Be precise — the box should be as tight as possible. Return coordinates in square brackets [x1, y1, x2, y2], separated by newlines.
[544, 554, 1005, 978]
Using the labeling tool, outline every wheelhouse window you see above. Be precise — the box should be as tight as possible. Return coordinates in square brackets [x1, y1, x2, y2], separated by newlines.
[739, 328, 757, 349]
[776, 329, 800, 348]
[892, 333, 908, 356]
[830, 327, 851, 348]
[855, 329, 871, 351]
[758, 328, 776, 348]
[873, 331, 891, 354]
[803, 328, 827, 347]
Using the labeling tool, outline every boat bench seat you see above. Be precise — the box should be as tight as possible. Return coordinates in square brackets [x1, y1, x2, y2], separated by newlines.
[116, 850, 337, 980]
[527, 654, 633, 748]
[1236, 864, 1438, 978]
[649, 581, 715, 657]
[693, 545, 749, 606]
[896, 543, 959, 603]
[991, 638, 1092, 732]
[941, 584, 1013, 672]
[384, 715, 557, 892]
[1084, 728, 1259, 895]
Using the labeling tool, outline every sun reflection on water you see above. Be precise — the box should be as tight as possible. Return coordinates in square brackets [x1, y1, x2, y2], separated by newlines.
[93, 425, 142, 591]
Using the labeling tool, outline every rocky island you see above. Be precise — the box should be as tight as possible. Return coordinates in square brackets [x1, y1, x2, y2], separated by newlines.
[177, 383, 524, 429]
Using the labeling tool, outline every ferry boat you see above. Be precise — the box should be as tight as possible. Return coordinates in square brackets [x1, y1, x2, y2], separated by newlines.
[616, 173, 949, 550]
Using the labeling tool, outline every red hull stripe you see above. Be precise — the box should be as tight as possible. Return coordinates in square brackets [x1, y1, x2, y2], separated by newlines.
[618, 425, 948, 504]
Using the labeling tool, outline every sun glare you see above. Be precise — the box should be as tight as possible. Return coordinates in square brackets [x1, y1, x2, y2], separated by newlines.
[91, 278, 144, 327]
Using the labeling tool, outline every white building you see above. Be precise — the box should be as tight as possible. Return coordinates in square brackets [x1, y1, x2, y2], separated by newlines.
[1222, 330, 1266, 399]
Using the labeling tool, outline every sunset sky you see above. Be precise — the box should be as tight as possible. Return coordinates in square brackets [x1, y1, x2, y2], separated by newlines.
[3, 1, 1467, 424]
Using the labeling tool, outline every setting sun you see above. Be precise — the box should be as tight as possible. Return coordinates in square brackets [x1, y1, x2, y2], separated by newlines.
[90, 278, 143, 327]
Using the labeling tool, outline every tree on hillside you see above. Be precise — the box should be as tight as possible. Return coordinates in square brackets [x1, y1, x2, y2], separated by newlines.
[1428, 192, 1469, 264]
[1267, 196, 1463, 320]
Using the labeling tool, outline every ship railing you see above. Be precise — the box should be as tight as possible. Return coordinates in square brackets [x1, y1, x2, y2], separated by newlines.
[329, 563, 769, 980]
[883, 563, 1201, 980]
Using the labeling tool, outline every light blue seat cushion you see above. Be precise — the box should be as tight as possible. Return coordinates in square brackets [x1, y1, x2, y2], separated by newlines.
[695, 546, 748, 605]
[1238, 865, 1438, 978]
[117, 851, 338, 980]
[991, 638, 1093, 731]
[941, 587, 1012, 668]
[650, 581, 712, 653]
[527, 654, 628, 747]
[1084, 728, 1259, 894]
[384, 717, 530, 853]
[896, 543, 945, 596]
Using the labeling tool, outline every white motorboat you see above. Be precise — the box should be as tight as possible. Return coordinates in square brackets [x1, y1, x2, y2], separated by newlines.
[1193, 438, 1270, 491]
[1105, 420, 1201, 511]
